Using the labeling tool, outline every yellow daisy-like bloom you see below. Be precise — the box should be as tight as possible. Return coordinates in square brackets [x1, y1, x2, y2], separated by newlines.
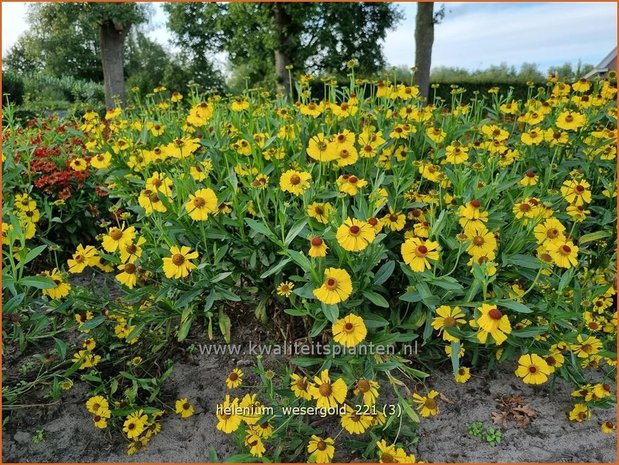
[90, 152, 112, 169]
[376, 439, 415, 463]
[86, 395, 109, 414]
[69, 157, 88, 171]
[401, 237, 440, 272]
[307, 133, 337, 162]
[354, 378, 380, 406]
[309, 370, 348, 409]
[307, 435, 335, 463]
[412, 390, 440, 417]
[216, 395, 243, 434]
[162, 246, 198, 279]
[340, 404, 374, 434]
[313, 268, 353, 305]
[454, 367, 471, 383]
[138, 188, 167, 215]
[515, 354, 551, 384]
[337, 174, 368, 196]
[116, 263, 138, 289]
[544, 351, 565, 373]
[308, 236, 328, 257]
[476, 304, 511, 345]
[381, 210, 406, 231]
[41, 268, 71, 299]
[145, 171, 173, 196]
[601, 421, 616, 434]
[119, 237, 146, 264]
[458, 199, 485, 220]
[276, 281, 294, 297]
[175, 398, 195, 418]
[332, 314, 367, 348]
[307, 202, 333, 224]
[102, 225, 136, 253]
[445, 143, 469, 164]
[336, 218, 376, 252]
[466, 229, 498, 259]
[560, 179, 592, 205]
[533, 218, 565, 245]
[431, 305, 466, 342]
[280, 170, 311, 196]
[244, 432, 266, 458]
[519, 169, 538, 186]
[290, 373, 313, 400]
[521, 129, 544, 145]
[93, 412, 109, 429]
[556, 110, 586, 131]
[572, 335, 603, 358]
[67, 244, 99, 273]
[185, 188, 218, 221]
[549, 240, 579, 269]
[568, 403, 591, 422]
[123, 411, 147, 439]
[226, 368, 244, 389]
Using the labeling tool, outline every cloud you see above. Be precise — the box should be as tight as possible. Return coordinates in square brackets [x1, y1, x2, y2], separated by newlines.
[384, 2, 617, 71]
[2, 2, 29, 54]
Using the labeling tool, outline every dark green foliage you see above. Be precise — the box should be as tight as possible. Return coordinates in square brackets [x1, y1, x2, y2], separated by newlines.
[2, 70, 25, 106]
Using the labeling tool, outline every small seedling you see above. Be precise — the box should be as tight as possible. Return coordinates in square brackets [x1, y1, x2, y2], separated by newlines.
[32, 429, 45, 444]
[484, 427, 502, 447]
[468, 421, 484, 438]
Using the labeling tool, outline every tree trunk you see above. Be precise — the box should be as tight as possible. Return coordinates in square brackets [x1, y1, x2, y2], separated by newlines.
[273, 3, 293, 97]
[414, 2, 434, 100]
[99, 20, 127, 108]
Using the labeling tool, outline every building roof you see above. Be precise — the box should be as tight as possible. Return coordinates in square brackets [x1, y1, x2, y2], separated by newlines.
[583, 47, 617, 79]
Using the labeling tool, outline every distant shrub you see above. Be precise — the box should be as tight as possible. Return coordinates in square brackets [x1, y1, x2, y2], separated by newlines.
[2, 70, 25, 106]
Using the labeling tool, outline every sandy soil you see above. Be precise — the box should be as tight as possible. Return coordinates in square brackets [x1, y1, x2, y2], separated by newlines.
[3, 338, 616, 463]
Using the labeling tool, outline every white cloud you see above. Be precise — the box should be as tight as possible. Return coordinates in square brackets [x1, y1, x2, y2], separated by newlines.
[2, 2, 29, 54]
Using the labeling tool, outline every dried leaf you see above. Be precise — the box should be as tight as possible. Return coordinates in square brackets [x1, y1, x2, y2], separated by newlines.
[491, 411, 509, 427]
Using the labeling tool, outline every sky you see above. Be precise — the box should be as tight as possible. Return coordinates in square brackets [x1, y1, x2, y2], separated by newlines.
[2, 2, 617, 72]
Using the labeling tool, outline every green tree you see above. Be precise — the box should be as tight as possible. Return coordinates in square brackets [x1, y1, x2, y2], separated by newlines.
[164, 2, 402, 93]
[10, 2, 149, 107]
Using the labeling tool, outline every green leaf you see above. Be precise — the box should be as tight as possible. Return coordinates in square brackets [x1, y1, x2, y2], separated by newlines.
[309, 318, 328, 337]
[3, 293, 25, 313]
[23, 245, 47, 265]
[363, 290, 390, 308]
[260, 258, 292, 279]
[579, 230, 610, 245]
[497, 299, 533, 313]
[450, 341, 460, 374]
[504, 254, 541, 269]
[80, 315, 105, 330]
[287, 249, 312, 271]
[374, 260, 395, 286]
[177, 307, 193, 342]
[284, 219, 307, 247]
[245, 218, 275, 239]
[19, 276, 55, 289]
[219, 308, 232, 343]
[321, 304, 339, 323]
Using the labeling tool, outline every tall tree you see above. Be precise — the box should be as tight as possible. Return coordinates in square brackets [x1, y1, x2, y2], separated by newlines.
[13, 3, 148, 107]
[165, 2, 402, 92]
[414, 3, 435, 100]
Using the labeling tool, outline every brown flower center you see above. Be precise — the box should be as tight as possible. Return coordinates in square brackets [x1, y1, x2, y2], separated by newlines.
[318, 383, 332, 397]
[356, 379, 370, 392]
[110, 228, 123, 241]
[528, 366, 538, 373]
[228, 372, 239, 381]
[193, 197, 206, 208]
[473, 236, 485, 246]
[488, 308, 503, 320]
[547, 228, 559, 239]
[290, 174, 301, 185]
[470, 199, 481, 208]
[325, 278, 337, 290]
[575, 185, 585, 193]
[349, 225, 360, 235]
[348, 176, 358, 184]
[123, 263, 136, 274]
[311, 237, 323, 247]
[443, 316, 457, 327]
[560, 245, 572, 255]
[317, 441, 327, 451]
[424, 398, 437, 410]
[343, 322, 355, 333]
[416, 245, 428, 256]
[172, 254, 186, 266]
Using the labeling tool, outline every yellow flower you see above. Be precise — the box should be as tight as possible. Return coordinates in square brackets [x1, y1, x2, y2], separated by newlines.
[548, 240, 579, 269]
[86, 395, 109, 414]
[67, 244, 99, 273]
[145, 171, 173, 196]
[276, 281, 295, 297]
[102, 225, 136, 253]
[216, 395, 242, 433]
[185, 188, 218, 221]
[354, 378, 380, 406]
[601, 421, 616, 434]
[560, 179, 591, 205]
[337, 174, 367, 196]
[307, 202, 333, 224]
[313, 268, 353, 305]
[90, 152, 112, 169]
[123, 410, 148, 439]
[175, 398, 195, 418]
[533, 218, 565, 245]
[381, 210, 406, 231]
[69, 157, 88, 171]
[307, 435, 335, 463]
[466, 229, 498, 259]
[401, 237, 440, 272]
[519, 169, 538, 186]
[162, 246, 198, 279]
[309, 370, 348, 409]
[116, 263, 138, 289]
[225, 368, 243, 389]
[476, 304, 511, 345]
[308, 236, 328, 257]
[41, 268, 71, 299]
[571, 335, 602, 358]
[336, 218, 376, 252]
[376, 439, 415, 463]
[515, 354, 551, 384]
[412, 390, 440, 417]
[568, 403, 591, 422]
[556, 111, 586, 130]
[454, 367, 471, 383]
[93, 412, 109, 429]
[521, 129, 544, 145]
[290, 373, 313, 400]
[431, 305, 466, 342]
[244, 432, 266, 457]
[340, 404, 373, 434]
[332, 314, 367, 348]
[280, 170, 311, 196]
